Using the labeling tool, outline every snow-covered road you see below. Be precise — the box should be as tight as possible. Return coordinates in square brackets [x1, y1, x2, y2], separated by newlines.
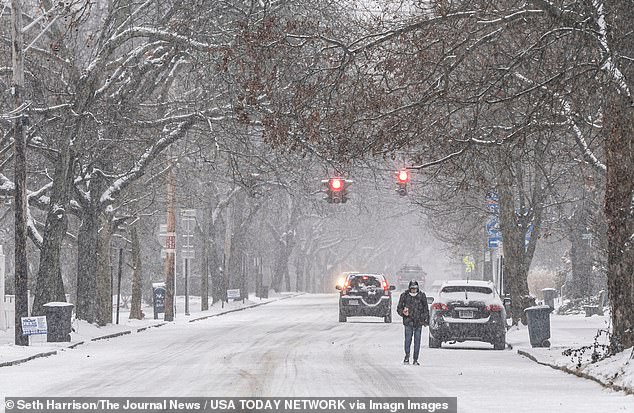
[1, 294, 633, 412]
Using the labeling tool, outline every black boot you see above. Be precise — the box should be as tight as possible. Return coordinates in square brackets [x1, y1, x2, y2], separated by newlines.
[403, 355, 410, 364]
[413, 359, 420, 366]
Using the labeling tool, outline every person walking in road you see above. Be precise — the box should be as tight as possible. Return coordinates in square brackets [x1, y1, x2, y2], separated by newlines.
[397, 280, 429, 365]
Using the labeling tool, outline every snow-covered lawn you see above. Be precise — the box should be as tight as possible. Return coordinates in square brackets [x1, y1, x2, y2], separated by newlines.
[0, 293, 290, 366]
[508, 312, 634, 393]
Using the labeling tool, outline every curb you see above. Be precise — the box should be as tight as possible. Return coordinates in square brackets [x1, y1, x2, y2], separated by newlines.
[188, 293, 304, 323]
[517, 349, 633, 395]
[90, 330, 132, 342]
[0, 293, 304, 368]
[0, 350, 58, 368]
[137, 322, 167, 333]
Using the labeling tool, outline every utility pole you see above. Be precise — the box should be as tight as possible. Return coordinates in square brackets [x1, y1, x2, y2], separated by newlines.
[0, 246, 6, 331]
[12, 0, 29, 346]
[222, 202, 233, 303]
[115, 248, 123, 324]
[164, 163, 176, 321]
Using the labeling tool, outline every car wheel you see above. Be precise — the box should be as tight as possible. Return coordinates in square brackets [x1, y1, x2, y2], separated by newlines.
[339, 311, 347, 322]
[384, 314, 392, 323]
[429, 334, 441, 348]
[493, 335, 506, 350]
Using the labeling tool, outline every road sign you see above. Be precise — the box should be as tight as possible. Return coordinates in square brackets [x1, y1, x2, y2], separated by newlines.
[227, 289, 241, 300]
[181, 209, 196, 217]
[463, 256, 475, 273]
[152, 283, 166, 319]
[486, 216, 501, 237]
[165, 232, 176, 252]
[488, 238, 502, 249]
[181, 249, 195, 259]
[21, 316, 47, 335]
[485, 192, 501, 248]
[486, 192, 499, 213]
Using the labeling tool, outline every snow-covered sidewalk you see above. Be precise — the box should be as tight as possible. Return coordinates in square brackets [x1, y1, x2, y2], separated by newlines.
[507, 313, 634, 394]
[0, 292, 299, 367]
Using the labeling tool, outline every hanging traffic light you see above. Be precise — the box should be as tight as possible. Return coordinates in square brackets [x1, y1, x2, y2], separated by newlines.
[396, 169, 409, 196]
[322, 177, 353, 203]
[330, 178, 343, 192]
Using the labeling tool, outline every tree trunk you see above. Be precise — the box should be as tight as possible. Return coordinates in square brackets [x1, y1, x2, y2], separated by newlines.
[222, 202, 233, 300]
[240, 253, 248, 300]
[206, 207, 223, 304]
[200, 234, 209, 311]
[255, 257, 263, 297]
[129, 226, 143, 320]
[497, 162, 534, 325]
[604, 90, 634, 351]
[210, 241, 222, 304]
[76, 165, 109, 323]
[76, 206, 99, 322]
[31, 152, 73, 316]
[96, 217, 113, 326]
[568, 206, 593, 299]
[284, 257, 292, 291]
[295, 255, 305, 292]
[272, 247, 291, 292]
[602, 0, 634, 351]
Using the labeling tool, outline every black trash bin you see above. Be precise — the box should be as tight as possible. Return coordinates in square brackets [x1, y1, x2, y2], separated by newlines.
[542, 288, 557, 309]
[43, 302, 74, 342]
[524, 305, 553, 348]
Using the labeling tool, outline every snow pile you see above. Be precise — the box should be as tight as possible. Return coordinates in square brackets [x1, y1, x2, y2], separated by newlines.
[577, 347, 634, 392]
[511, 313, 634, 393]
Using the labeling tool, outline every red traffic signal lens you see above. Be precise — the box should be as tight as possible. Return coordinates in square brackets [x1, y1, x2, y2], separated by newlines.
[398, 170, 409, 183]
[330, 178, 343, 191]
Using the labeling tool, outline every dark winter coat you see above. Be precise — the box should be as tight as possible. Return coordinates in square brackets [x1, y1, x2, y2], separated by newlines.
[397, 291, 429, 328]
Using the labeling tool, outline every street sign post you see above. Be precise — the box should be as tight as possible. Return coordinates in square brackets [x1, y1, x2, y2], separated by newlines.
[181, 211, 196, 316]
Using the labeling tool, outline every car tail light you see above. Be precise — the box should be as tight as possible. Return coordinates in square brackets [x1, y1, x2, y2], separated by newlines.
[431, 302, 448, 311]
[486, 304, 503, 312]
[382, 280, 388, 291]
[343, 281, 349, 290]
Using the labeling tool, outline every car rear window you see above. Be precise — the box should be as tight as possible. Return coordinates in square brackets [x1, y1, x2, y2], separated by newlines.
[440, 286, 493, 294]
[349, 275, 381, 288]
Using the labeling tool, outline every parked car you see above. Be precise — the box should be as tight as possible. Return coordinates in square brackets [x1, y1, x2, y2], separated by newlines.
[428, 280, 507, 350]
[336, 273, 396, 323]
